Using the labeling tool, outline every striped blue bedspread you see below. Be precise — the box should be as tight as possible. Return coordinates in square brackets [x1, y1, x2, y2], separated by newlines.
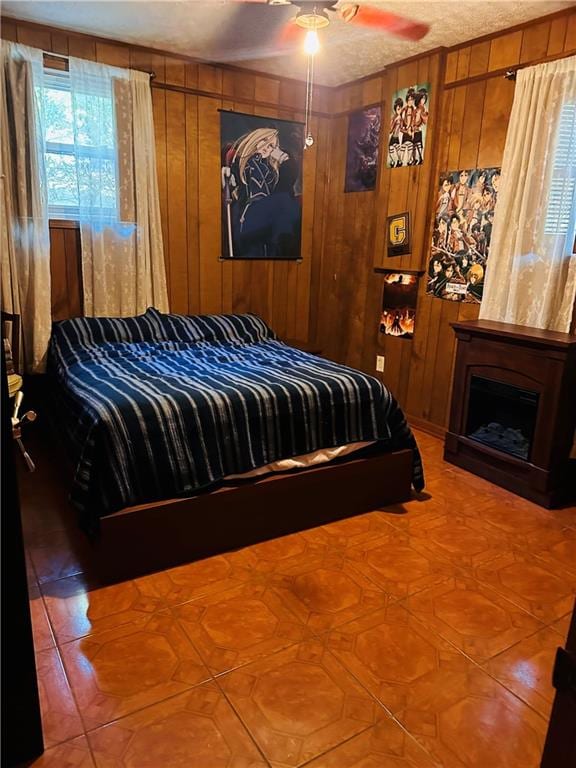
[48, 308, 424, 531]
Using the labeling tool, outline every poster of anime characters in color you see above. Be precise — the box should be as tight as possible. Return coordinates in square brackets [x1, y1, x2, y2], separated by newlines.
[344, 106, 382, 192]
[388, 83, 430, 168]
[220, 111, 303, 260]
[427, 167, 501, 303]
[379, 273, 418, 339]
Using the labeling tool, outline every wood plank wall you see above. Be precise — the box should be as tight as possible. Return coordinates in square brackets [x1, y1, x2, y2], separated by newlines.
[48, 222, 82, 321]
[413, 12, 576, 429]
[2, 9, 576, 430]
[314, 8, 576, 433]
[1, 16, 332, 343]
[315, 51, 444, 399]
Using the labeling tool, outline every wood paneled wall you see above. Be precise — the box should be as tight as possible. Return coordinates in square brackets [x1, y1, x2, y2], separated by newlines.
[314, 8, 576, 433]
[149, 74, 331, 343]
[417, 13, 576, 429]
[1, 16, 332, 342]
[314, 52, 444, 398]
[3, 8, 576, 430]
[49, 222, 82, 321]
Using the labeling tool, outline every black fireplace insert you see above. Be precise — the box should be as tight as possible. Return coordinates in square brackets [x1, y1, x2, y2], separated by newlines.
[465, 375, 539, 461]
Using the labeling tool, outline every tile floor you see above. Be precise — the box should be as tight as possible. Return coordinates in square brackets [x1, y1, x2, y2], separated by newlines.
[18, 429, 576, 767]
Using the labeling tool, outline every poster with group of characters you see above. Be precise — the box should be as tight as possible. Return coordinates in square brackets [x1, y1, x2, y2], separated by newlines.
[427, 167, 501, 303]
[220, 111, 303, 260]
[379, 273, 418, 339]
[344, 106, 382, 192]
[388, 83, 430, 168]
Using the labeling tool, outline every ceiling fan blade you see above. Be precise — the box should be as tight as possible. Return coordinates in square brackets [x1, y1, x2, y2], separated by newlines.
[338, 4, 429, 41]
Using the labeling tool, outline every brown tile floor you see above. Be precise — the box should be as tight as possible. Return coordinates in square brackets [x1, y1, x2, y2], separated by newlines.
[19, 429, 576, 767]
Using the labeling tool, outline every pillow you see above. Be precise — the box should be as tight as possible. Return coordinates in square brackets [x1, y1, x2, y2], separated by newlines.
[51, 307, 169, 348]
[153, 310, 276, 346]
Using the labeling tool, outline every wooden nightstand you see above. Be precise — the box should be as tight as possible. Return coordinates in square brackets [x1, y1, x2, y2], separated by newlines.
[283, 339, 323, 356]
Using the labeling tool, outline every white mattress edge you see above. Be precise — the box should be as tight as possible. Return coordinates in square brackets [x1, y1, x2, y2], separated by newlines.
[223, 441, 376, 481]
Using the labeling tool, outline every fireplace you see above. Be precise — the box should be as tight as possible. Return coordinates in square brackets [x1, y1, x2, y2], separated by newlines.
[466, 376, 539, 461]
[444, 320, 576, 508]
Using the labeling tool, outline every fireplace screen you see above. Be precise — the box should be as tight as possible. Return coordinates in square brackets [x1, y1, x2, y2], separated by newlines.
[465, 376, 539, 461]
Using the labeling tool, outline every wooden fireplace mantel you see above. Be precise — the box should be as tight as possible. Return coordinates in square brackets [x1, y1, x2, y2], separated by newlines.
[445, 319, 576, 508]
[451, 319, 576, 351]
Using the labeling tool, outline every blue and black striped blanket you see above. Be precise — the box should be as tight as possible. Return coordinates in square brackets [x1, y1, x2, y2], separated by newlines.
[48, 308, 423, 531]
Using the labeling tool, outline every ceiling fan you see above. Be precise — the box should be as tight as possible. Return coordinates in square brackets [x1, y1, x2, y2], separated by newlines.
[222, 1, 429, 148]
[236, 1, 430, 46]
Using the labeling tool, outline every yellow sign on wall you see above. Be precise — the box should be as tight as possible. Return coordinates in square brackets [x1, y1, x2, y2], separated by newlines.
[387, 212, 411, 256]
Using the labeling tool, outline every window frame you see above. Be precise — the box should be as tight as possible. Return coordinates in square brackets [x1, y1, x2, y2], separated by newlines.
[42, 64, 119, 221]
[544, 101, 576, 255]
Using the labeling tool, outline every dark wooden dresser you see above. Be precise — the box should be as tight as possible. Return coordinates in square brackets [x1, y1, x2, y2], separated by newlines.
[444, 319, 576, 508]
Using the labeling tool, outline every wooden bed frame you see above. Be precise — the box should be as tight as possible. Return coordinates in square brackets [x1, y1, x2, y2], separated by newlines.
[35, 376, 416, 583]
[90, 447, 415, 582]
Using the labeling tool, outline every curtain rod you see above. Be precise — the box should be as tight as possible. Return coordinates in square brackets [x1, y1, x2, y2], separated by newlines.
[42, 50, 156, 79]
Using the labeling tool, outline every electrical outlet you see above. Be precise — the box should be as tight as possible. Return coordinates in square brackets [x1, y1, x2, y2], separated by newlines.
[376, 355, 385, 373]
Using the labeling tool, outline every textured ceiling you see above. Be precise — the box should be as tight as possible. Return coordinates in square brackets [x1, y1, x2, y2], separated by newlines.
[2, 1, 573, 85]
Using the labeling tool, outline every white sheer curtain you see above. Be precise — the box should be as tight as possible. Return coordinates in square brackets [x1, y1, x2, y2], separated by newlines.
[480, 56, 576, 333]
[0, 41, 52, 373]
[68, 57, 168, 316]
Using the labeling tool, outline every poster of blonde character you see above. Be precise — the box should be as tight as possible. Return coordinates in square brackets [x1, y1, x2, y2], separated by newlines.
[220, 111, 303, 260]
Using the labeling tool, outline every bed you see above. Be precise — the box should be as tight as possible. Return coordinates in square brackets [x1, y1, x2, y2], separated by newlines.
[48, 308, 424, 579]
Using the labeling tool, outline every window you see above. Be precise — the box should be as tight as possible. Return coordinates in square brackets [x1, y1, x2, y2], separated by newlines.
[544, 101, 576, 249]
[41, 68, 118, 219]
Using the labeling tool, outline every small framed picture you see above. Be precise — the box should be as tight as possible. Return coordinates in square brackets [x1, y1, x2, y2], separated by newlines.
[387, 212, 411, 257]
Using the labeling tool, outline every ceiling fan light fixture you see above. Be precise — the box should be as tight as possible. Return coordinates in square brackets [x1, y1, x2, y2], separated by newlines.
[303, 28, 320, 55]
[299, 7, 326, 150]
[295, 8, 330, 30]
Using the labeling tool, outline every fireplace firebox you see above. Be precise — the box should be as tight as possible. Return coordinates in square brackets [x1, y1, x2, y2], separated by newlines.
[444, 320, 576, 508]
[466, 376, 539, 461]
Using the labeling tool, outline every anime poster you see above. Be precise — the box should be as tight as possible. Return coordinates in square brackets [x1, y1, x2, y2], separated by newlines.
[387, 83, 430, 168]
[427, 167, 501, 303]
[380, 273, 418, 339]
[220, 111, 303, 260]
[344, 106, 381, 192]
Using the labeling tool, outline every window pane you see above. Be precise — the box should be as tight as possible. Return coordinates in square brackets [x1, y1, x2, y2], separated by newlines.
[42, 70, 119, 216]
[544, 102, 576, 237]
[72, 91, 115, 149]
[43, 87, 74, 145]
[45, 152, 79, 207]
[77, 156, 117, 211]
